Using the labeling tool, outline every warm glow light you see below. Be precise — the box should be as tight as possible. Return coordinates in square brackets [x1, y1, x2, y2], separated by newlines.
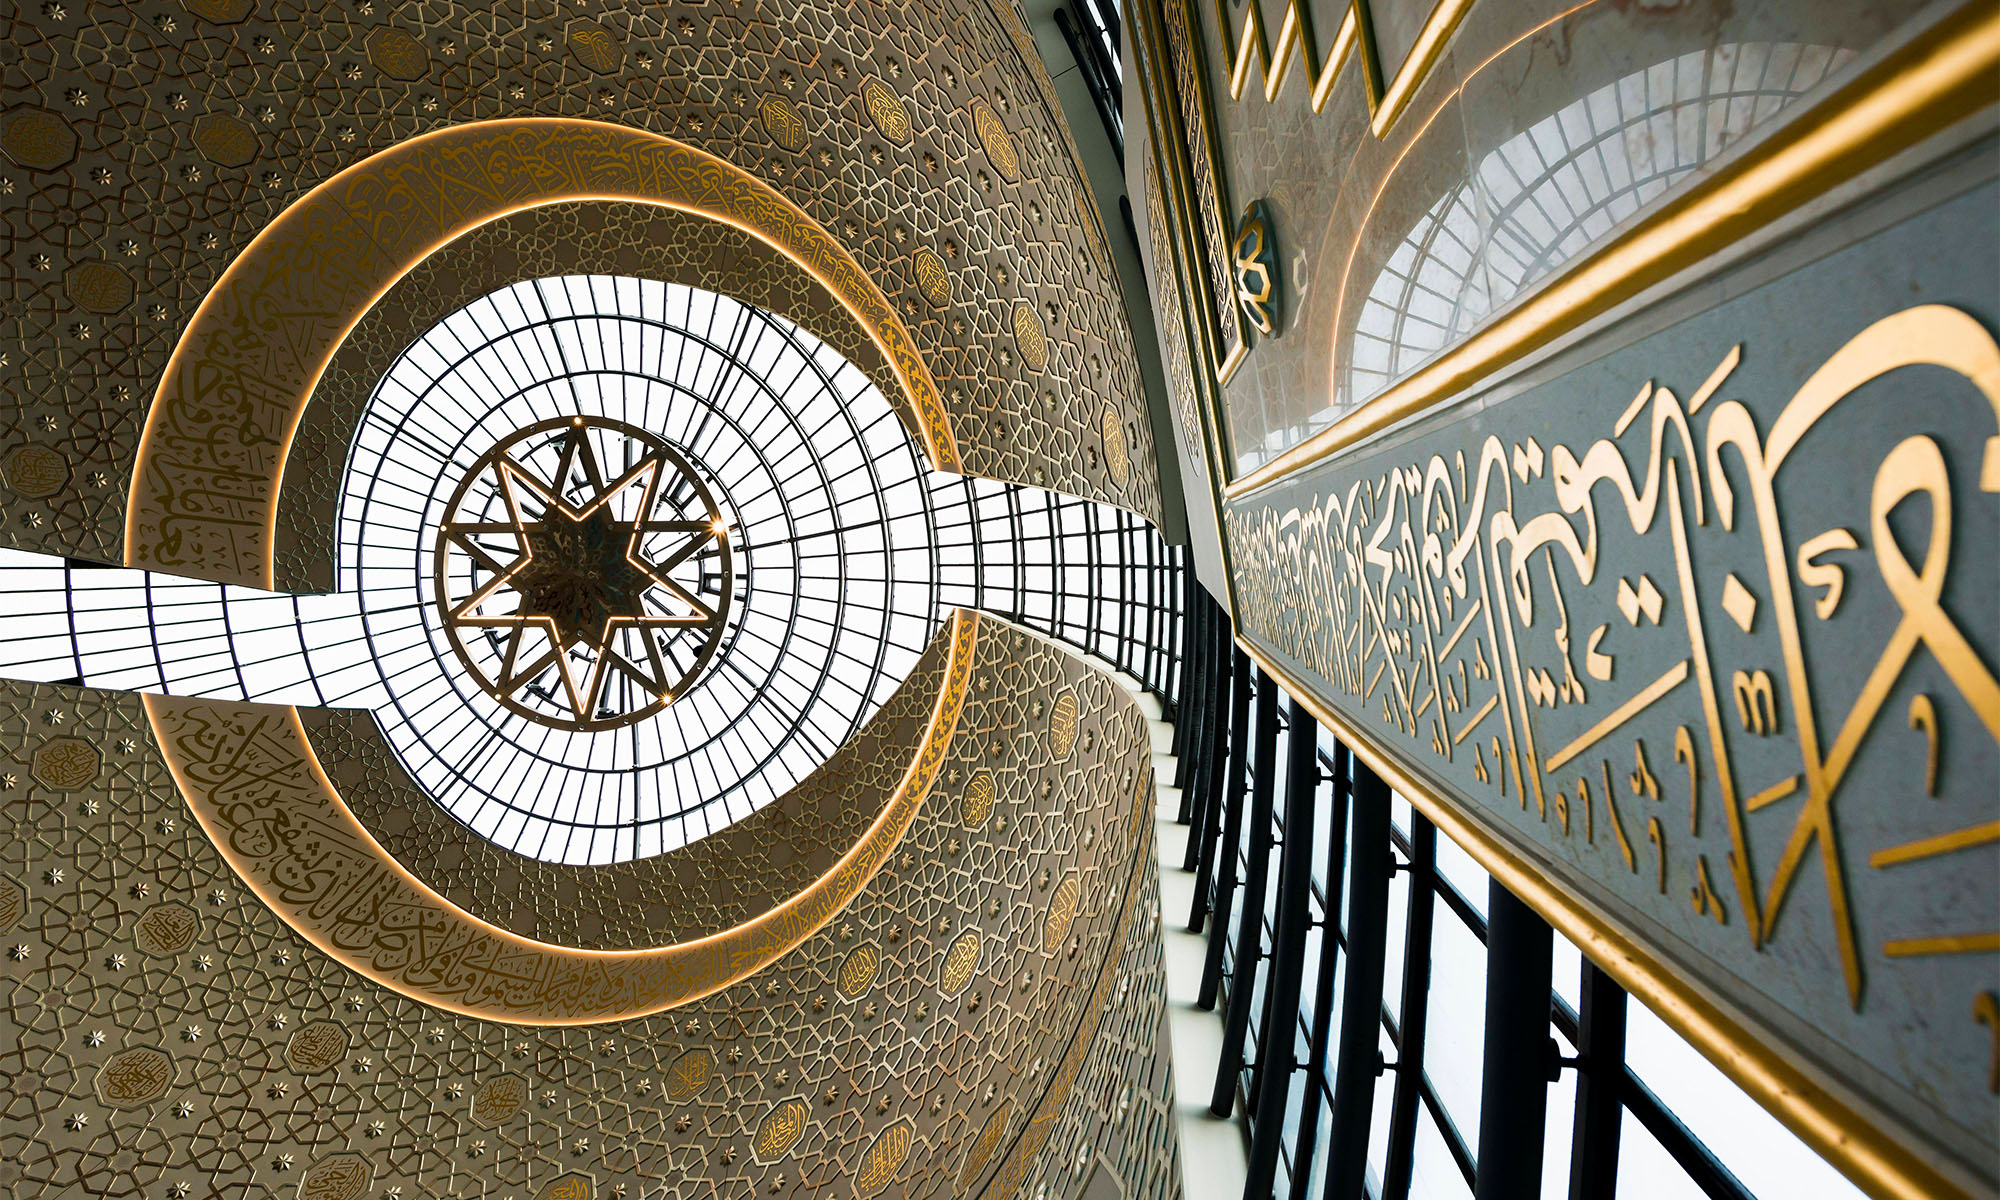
[125, 117, 961, 590]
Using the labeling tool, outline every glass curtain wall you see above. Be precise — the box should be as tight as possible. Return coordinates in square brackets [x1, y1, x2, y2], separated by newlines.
[1174, 589, 1873, 1200]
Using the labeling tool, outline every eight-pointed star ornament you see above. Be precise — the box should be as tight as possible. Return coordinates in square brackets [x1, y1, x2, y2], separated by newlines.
[434, 416, 734, 730]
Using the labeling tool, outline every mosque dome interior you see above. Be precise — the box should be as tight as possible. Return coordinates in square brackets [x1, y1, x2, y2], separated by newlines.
[0, 1, 1994, 1199]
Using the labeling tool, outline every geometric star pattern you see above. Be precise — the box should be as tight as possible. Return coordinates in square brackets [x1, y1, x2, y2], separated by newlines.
[437, 416, 732, 732]
[0, 627, 1181, 1200]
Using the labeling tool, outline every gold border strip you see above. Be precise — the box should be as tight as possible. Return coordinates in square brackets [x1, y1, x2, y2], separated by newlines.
[1224, 1, 2000, 501]
[144, 609, 978, 1026]
[1176, 0, 1249, 387]
[125, 118, 959, 589]
[1369, 0, 1476, 137]
[1263, 2, 1316, 103]
[1130, 0, 1246, 606]
[1227, 2, 1269, 102]
[1237, 634, 1975, 1200]
[1313, 9, 1362, 115]
[1223, 2, 1363, 116]
[1134, 0, 1229, 408]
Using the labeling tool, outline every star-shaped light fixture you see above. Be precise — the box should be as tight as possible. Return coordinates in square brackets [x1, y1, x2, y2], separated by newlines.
[434, 416, 734, 731]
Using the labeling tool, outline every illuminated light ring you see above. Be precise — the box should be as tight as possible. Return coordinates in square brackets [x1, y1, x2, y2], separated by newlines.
[142, 610, 979, 1025]
[126, 117, 960, 589]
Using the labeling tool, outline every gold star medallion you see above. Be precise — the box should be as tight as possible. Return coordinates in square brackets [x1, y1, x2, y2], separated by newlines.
[434, 416, 734, 730]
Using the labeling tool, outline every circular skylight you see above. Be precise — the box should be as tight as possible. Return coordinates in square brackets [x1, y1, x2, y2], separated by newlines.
[338, 276, 953, 862]
[0, 277, 1183, 867]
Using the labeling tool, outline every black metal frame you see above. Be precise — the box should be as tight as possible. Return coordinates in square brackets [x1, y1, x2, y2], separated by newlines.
[1175, 637, 1787, 1200]
[1210, 673, 1280, 1113]
[1475, 882, 1553, 1199]
[1189, 646, 1251, 929]
[1245, 694, 1320, 1195]
[1053, 0, 1124, 164]
[0, 278, 1189, 865]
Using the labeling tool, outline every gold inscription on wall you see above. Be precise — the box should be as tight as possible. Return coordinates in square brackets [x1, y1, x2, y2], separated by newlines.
[1103, 403, 1132, 488]
[861, 78, 913, 144]
[1, 106, 78, 170]
[960, 1103, 1012, 1190]
[914, 247, 951, 308]
[972, 99, 1020, 183]
[4, 444, 69, 499]
[854, 1117, 915, 1196]
[134, 901, 198, 954]
[126, 119, 960, 588]
[760, 95, 809, 151]
[142, 611, 980, 1024]
[663, 1047, 715, 1102]
[0, 878, 25, 933]
[1012, 301, 1049, 372]
[95, 1047, 173, 1109]
[939, 928, 982, 997]
[469, 1074, 528, 1128]
[960, 768, 996, 827]
[1049, 689, 1080, 761]
[299, 1155, 371, 1200]
[365, 26, 428, 80]
[753, 1096, 812, 1163]
[1229, 303, 2000, 1122]
[837, 942, 883, 998]
[565, 19, 622, 74]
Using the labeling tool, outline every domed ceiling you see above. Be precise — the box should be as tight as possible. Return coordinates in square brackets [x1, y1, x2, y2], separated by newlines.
[3, 0, 1163, 573]
[0, 1, 1188, 1197]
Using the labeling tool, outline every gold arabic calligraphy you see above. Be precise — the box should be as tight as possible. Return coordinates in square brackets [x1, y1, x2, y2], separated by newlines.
[1232, 304, 2000, 1036]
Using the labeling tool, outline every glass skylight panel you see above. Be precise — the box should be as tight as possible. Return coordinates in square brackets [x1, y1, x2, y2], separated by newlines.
[0, 277, 1172, 864]
[1425, 909, 1490, 1136]
[1625, 1002, 1868, 1200]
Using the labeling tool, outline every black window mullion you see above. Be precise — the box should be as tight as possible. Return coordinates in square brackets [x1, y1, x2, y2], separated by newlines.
[1473, 879, 1555, 1199]
[1568, 958, 1627, 1200]
[1172, 590, 1205, 808]
[1184, 603, 1234, 864]
[1380, 816, 1437, 1200]
[1117, 518, 1135, 675]
[1179, 609, 1218, 863]
[1188, 647, 1249, 922]
[1322, 751, 1393, 1200]
[1287, 742, 1351, 1200]
[1245, 696, 1323, 1194]
[1203, 667, 1278, 1016]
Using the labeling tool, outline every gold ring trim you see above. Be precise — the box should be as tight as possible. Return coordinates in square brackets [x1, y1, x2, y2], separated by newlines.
[126, 117, 960, 588]
[142, 609, 978, 1026]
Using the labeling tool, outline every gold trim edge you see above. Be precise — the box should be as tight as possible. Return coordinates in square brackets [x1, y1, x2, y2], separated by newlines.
[143, 609, 979, 1026]
[1130, 0, 1247, 610]
[125, 118, 961, 589]
[1222, 0, 2000, 501]
[1369, 0, 1475, 137]
[1237, 633, 1977, 1200]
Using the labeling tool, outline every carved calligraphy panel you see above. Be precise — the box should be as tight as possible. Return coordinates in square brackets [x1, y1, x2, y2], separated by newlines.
[1226, 183, 2000, 1184]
